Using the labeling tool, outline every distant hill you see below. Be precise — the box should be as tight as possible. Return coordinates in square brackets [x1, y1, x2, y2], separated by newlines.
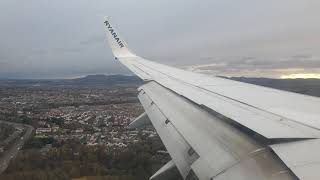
[0, 74, 143, 88]
[71, 74, 143, 86]
[225, 77, 320, 97]
[1, 75, 320, 97]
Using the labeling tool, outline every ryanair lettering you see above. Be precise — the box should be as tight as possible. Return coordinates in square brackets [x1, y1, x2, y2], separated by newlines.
[104, 21, 125, 48]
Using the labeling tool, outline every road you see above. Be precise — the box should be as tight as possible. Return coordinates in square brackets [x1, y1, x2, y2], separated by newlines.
[0, 121, 34, 174]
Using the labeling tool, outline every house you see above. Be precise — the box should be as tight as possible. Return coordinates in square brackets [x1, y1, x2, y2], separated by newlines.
[35, 128, 51, 134]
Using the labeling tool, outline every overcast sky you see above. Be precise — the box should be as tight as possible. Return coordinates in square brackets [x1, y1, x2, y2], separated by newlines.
[0, 0, 319, 79]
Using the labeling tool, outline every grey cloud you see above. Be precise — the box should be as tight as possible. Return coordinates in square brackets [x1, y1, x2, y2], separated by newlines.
[185, 55, 320, 77]
[80, 36, 105, 46]
[290, 55, 313, 59]
[0, 62, 9, 67]
[53, 47, 83, 54]
[30, 49, 48, 56]
[0, 0, 320, 78]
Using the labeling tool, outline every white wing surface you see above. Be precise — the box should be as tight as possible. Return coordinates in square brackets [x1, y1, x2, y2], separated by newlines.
[103, 18, 320, 180]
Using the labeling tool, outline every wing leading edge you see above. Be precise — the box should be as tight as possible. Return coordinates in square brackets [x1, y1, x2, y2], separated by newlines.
[103, 17, 320, 180]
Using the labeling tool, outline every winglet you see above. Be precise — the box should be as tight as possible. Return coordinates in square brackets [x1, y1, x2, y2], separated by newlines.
[103, 17, 136, 58]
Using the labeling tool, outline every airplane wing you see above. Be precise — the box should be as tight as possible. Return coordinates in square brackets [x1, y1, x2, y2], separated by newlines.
[103, 18, 320, 180]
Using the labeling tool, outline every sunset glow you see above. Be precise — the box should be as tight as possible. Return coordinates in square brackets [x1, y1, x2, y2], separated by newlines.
[281, 73, 320, 79]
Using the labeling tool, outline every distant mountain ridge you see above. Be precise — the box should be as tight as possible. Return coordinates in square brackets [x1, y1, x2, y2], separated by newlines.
[0, 74, 143, 87]
[1, 75, 320, 97]
[72, 74, 142, 86]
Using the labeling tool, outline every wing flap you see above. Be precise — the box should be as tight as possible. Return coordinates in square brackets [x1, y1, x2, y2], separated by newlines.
[139, 81, 296, 179]
[138, 87, 198, 178]
[271, 139, 320, 180]
[127, 112, 151, 129]
[150, 160, 180, 180]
